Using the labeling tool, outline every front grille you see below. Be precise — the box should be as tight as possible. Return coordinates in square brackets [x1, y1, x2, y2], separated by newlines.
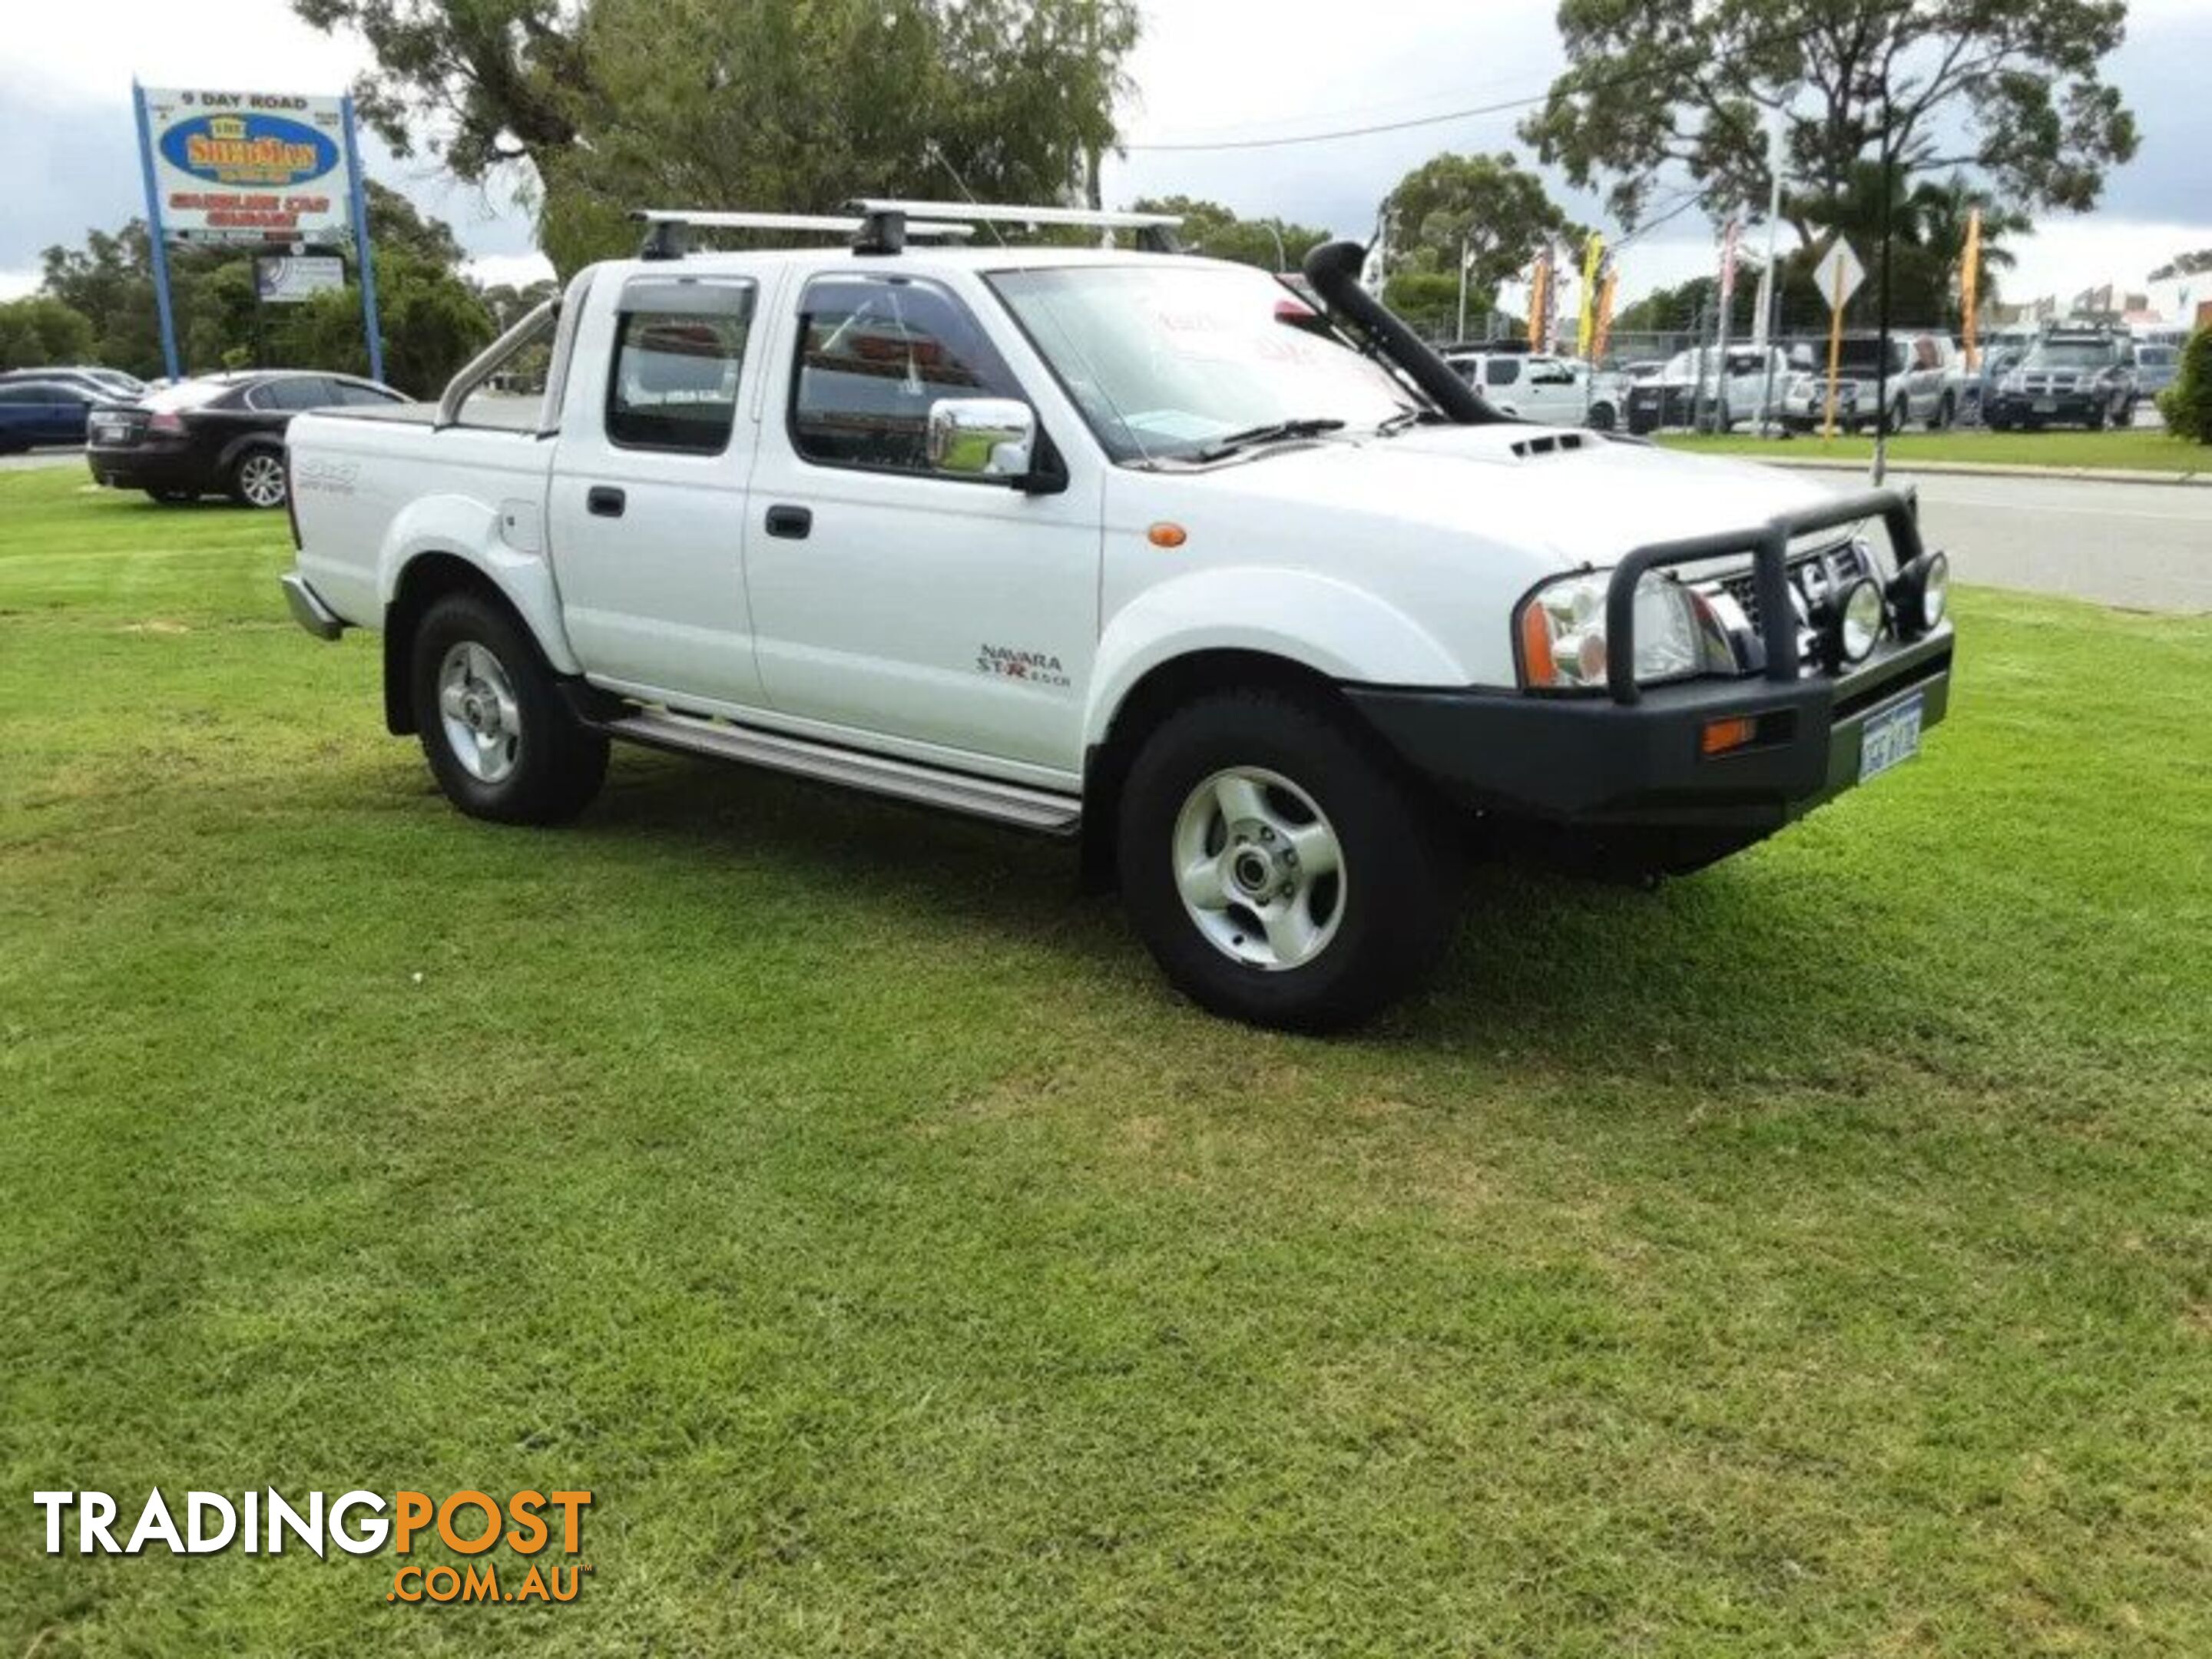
[1713, 540, 1872, 636]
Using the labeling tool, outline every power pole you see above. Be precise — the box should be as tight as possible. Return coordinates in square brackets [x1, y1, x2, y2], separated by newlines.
[1752, 105, 1789, 436]
[1455, 235, 1469, 342]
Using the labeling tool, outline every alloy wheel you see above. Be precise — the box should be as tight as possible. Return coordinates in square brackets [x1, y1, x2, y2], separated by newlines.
[1171, 767, 1346, 971]
[436, 641, 523, 784]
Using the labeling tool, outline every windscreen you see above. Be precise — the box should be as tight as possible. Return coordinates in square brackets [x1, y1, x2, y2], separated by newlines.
[2025, 339, 2117, 369]
[986, 263, 1412, 463]
[142, 380, 234, 411]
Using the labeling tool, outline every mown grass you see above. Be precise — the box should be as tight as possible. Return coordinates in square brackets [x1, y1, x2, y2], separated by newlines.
[2, 466, 2209, 1655]
[1661, 426, 2209, 474]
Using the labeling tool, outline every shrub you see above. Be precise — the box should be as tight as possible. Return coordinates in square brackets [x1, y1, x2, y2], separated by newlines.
[2157, 325, 2212, 442]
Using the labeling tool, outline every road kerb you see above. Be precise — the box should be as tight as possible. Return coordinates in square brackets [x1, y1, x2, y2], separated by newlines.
[1734, 455, 2211, 488]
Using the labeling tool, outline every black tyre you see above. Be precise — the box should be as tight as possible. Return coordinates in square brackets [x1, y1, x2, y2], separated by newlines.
[1586, 400, 1618, 432]
[2085, 407, 2106, 432]
[1116, 688, 1461, 1031]
[225, 444, 287, 508]
[1929, 392, 1954, 432]
[409, 590, 608, 826]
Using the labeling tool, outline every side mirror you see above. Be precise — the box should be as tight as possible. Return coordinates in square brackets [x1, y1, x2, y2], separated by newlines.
[926, 397, 1036, 482]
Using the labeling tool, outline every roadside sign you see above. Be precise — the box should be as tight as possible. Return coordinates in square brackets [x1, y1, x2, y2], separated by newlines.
[1815, 236, 1866, 439]
[253, 253, 346, 303]
[140, 89, 351, 245]
[1813, 238, 1865, 313]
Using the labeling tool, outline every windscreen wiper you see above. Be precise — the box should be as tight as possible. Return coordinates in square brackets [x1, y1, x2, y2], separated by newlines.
[1194, 417, 1346, 462]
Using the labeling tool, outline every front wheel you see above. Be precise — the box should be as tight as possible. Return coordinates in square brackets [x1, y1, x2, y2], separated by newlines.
[1585, 401, 1618, 433]
[1117, 689, 1460, 1031]
[409, 591, 608, 825]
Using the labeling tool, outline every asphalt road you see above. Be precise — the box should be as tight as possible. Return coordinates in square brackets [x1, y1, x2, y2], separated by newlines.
[1815, 469, 2212, 614]
[0, 446, 86, 472]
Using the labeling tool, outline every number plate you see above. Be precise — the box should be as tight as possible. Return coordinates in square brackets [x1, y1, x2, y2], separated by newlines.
[1858, 693, 1924, 783]
[91, 419, 127, 443]
[2032, 398, 2058, 413]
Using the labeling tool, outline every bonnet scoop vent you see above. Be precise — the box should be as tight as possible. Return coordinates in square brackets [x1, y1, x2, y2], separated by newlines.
[1508, 431, 1596, 459]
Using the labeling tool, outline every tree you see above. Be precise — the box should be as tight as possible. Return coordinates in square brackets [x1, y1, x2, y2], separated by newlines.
[290, 0, 590, 182]
[0, 296, 97, 370]
[1520, 0, 2138, 246]
[1128, 197, 1328, 273]
[1382, 153, 1580, 295]
[294, 0, 1143, 274]
[2159, 326, 2212, 445]
[269, 250, 493, 396]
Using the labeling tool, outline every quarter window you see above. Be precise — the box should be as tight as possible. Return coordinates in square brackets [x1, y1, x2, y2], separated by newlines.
[790, 276, 1023, 473]
[606, 277, 756, 454]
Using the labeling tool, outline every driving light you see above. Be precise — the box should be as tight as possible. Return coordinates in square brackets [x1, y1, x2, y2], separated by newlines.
[1516, 571, 1730, 691]
[1832, 576, 1885, 666]
[1888, 550, 1949, 637]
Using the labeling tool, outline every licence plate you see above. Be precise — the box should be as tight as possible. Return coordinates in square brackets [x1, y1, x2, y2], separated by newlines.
[2032, 398, 2058, 413]
[1858, 694, 1924, 783]
[92, 419, 128, 442]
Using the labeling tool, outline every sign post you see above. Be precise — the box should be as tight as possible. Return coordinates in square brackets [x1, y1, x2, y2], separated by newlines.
[1959, 207, 1982, 374]
[130, 82, 184, 382]
[1813, 237, 1866, 440]
[339, 94, 385, 386]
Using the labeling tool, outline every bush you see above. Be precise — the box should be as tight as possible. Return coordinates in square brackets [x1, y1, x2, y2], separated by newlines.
[2158, 325, 2212, 442]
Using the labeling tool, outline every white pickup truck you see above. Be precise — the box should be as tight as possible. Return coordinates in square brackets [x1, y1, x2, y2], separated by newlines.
[281, 200, 1955, 1030]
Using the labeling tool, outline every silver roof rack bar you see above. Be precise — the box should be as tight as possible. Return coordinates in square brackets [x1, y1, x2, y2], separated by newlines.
[630, 209, 977, 260]
[844, 199, 1185, 257]
[844, 199, 1184, 232]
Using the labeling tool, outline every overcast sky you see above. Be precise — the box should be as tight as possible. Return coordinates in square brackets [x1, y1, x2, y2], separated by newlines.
[2, 0, 2207, 312]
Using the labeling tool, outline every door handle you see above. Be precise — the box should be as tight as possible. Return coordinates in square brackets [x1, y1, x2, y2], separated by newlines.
[764, 504, 812, 540]
[586, 485, 626, 518]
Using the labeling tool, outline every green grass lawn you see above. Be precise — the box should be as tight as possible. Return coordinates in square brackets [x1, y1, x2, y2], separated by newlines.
[3, 466, 2210, 1655]
[1660, 426, 2209, 475]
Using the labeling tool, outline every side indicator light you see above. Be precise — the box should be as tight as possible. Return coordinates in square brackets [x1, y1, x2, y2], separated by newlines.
[1701, 716, 1758, 757]
[1147, 522, 1187, 549]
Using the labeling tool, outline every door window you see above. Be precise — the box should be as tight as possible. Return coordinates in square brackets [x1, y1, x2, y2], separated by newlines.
[605, 276, 756, 454]
[790, 276, 1024, 473]
[1484, 359, 1521, 388]
[250, 377, 336, 412]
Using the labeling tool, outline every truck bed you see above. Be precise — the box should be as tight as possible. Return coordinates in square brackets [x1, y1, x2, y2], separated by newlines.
[288, 399, 557, 630]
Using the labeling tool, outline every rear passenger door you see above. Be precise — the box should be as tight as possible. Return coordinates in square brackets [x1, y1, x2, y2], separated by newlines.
[548, 271, 768, 706]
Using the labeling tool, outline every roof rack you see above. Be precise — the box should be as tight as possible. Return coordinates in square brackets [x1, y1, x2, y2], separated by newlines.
[629, 209, 978, 261]
[843, 199, 1184, 257]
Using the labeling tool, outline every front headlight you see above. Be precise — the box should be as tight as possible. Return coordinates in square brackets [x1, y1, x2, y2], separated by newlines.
[2000, 372, 2025, 392]
[1515, 571, 1728, 691]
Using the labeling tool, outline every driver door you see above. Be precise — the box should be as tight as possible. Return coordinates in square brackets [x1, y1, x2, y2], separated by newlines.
[743, 272, 1101, 774]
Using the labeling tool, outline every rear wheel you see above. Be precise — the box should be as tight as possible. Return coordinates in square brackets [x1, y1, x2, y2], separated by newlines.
[226, 445, 286, 508]
[1586, 400, 1618, 432]
[409, 591, 608, 825]
[1117, 688, 1460, 1031]
[1929, 392, 1954, 431]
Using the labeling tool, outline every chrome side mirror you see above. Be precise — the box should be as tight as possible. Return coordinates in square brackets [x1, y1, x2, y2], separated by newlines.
[926, 397, 1035, 481]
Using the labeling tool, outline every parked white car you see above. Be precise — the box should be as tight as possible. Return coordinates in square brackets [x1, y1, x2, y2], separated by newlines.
[1445, 351, 1626, 432]
[280, 202, 1955, 1029]
[1624, 346, 1790, 432]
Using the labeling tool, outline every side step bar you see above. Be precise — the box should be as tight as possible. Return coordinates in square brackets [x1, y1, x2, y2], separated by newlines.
[601, 709, 1082, 837]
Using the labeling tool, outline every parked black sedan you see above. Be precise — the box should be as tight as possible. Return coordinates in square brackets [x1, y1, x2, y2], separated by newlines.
[85, 370, 404, 507]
